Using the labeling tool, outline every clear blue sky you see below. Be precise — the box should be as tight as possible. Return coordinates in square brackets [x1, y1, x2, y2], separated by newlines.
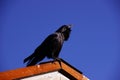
[1, 0, 120, 80]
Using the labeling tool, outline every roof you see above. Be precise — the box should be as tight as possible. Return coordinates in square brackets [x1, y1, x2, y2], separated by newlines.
[0, 59, 89, 80]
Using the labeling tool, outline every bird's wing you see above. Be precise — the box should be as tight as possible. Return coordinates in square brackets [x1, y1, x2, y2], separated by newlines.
[23, 33, 60, 66]
[38, 33, 61, 58]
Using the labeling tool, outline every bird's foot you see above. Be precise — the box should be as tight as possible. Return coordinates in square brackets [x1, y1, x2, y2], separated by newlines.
[51, 58, 60, 63]
[51, 58, 62, 68]
[54, 58, 61, 61]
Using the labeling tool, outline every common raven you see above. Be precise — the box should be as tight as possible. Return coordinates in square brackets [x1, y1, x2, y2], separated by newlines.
[23, 25, 72, 66]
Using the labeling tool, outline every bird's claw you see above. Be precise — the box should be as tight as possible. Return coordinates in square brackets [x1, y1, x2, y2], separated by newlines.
[51, 58, 62, 68]
[54, 58, 61, 61]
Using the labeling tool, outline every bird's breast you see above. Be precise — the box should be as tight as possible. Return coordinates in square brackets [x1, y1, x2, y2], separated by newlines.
[57, 33, 64, 45]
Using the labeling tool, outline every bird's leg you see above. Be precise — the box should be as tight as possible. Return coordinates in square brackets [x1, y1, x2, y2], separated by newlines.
[56, 58, 62, 68]
[52, 57, 62, 68]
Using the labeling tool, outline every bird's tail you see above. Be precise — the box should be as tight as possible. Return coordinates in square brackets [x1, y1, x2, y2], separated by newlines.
[23, 54, 34, 65]
[24, 51, 47, 66]
[24, 56, 30, 63]
[23, 53, 46, 66]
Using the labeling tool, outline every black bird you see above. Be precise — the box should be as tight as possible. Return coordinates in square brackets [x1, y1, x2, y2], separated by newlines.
[23, 25, 72, 66]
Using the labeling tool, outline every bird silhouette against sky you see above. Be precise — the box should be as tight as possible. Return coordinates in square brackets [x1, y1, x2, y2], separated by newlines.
[23, 25, 72, 66]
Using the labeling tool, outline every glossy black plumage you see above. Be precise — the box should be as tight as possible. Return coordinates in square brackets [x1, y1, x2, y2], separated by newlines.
[23, 25, 72, 66]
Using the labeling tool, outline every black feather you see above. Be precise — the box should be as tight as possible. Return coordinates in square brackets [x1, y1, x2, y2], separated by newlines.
[23, 25, 72, 66]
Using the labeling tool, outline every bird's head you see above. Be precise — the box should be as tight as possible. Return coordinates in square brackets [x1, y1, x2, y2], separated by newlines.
[56, 24, 72, 41]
